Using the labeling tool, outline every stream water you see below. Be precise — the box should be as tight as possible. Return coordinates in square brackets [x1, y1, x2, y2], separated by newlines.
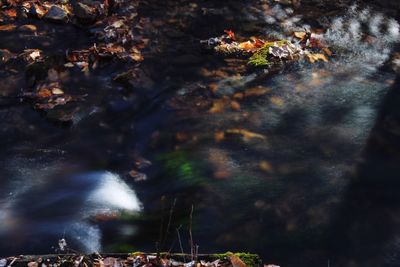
[0, 0, 400, 266]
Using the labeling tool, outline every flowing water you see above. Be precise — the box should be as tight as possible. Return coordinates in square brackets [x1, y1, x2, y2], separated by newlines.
[0, 1, 400, 266]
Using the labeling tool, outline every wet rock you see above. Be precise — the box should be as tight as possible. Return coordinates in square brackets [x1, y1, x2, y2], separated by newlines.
[71, 1, 97, 23]
[18, 24, 37, 32]
[45, 6, 68, 22]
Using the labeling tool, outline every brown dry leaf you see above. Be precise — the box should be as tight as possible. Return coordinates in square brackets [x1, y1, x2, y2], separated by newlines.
[226, 128, 266, 141]
[270, 96, 284, 107]
[18, 24, 37, 32]
[208, 82, 219, 93]
[228, 254, 248, 267]
[293, 31, 306, 39]
[322, 47, 332, 56]
[176, 132, 188, 142]
[0, 24, 16, 31]
[214, 131, 225, 142]
[244, 86, 270, 97]
[259, 160, 273, 172]
[232, 92, 243, 100]
[230, 100, 241, 110]
[209, 99, 225, 113]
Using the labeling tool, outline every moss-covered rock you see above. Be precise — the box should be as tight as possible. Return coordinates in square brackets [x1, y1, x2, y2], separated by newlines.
[247, 40, 289, 67]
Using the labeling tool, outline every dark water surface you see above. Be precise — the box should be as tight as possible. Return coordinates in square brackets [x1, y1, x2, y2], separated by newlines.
[1, 1, 400, 266]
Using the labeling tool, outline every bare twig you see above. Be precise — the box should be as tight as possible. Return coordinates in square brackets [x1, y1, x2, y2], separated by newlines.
[176, 225, 186, 262]
[162, 198, 177, 248]
[189, 204, 194, 261]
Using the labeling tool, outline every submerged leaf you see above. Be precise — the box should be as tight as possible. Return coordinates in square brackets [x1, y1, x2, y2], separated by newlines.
[226, 128, 266, 141]
[0, 24, 16, 31]
[306, 53, 328, 63]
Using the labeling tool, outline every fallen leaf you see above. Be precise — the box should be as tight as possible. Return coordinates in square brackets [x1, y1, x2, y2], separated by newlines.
[228, 254, 248, 267]
[214, 131, 225, 142]
[233, 92, 244, 100]
[306, 53, 328, 63]
[52, 88, 64, 95]
[244, 86, 270, 97]
[214, 170, 230, 179]
[230, 100, 241, 110]
[176, 132, 188, 142]
[37, 88, 52, 98]
[270, 96, 284, 106]
[28, 50, 41, 61]
[209, 99, 225, 113]
[0, 24, 16, 31]
[208, 83, 219, 93]
[224, 29, 236, 40]
[3, 9, 17, 18]
[293, 31, 306, 39]
[259, 160, 273, 172]
[18, 24, 37, 32]
[322, 47, 332, 56]
[226, 128, 266, 141]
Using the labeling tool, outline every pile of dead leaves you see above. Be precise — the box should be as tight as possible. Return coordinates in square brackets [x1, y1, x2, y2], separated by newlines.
[203, 30, 332, 67]
[0, 252, 276, 267]
[0, 0, 146, 122]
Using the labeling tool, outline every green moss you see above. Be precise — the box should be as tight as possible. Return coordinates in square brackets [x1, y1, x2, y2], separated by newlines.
[247, 40, 289, 67]
[213, 252, 262, 267]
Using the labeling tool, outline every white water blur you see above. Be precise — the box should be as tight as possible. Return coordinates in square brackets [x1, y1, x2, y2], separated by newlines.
[0, 162, 142, 254]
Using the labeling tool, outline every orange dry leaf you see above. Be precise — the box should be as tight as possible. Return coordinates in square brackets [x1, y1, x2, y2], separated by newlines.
[228, 254, 248, 267]
[37, 88, 52, 98]
[209, 99, 225, 113]
[230, 100, 241, 111]
[0, 24, 16, 31]
[3, 9, 17, 18]
[214, 131, 225, 142]
[244, 86, 270, 97]
[322, 47, 332, 56]
[226, 128, 266, 141]
[224, 29, 236, 40]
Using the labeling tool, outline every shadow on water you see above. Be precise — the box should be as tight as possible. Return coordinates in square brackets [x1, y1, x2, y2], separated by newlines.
[330, 73, 400, 266]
